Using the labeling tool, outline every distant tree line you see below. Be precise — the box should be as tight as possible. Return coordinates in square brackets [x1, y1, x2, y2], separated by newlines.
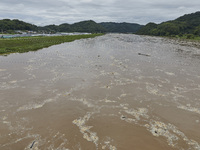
[0, 19, 37, 33]
[99, 22, 143, 33]
[2, 11, 199, 37]
[38, 20, 106, 33]
[0, 19, 143, 34]
[136, 11, 200, 39]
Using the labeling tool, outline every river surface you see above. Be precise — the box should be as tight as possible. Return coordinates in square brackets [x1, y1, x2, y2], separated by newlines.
[0, 34, 200, 150]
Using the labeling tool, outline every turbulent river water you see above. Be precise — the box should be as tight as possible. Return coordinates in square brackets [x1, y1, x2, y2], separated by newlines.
[0, 34, 200, 150]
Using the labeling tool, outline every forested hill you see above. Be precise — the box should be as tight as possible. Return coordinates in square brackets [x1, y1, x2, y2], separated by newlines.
[0, 19, 143, 33]
[100, 22, 143, 33]
[0, 19, 37, 31]
[136, 11, 200, 37]
[40, 20, 107, 33]
[0, 20, 106, 33]
[1, 12, 200, 35]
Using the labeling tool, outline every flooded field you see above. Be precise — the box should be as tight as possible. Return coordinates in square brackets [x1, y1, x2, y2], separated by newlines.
[0, 34, 200, 150]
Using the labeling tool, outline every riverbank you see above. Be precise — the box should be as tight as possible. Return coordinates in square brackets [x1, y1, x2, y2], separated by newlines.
[0, 33, 104, 55]
[165, 34, 200, 41]
[162, 35, 200, 49]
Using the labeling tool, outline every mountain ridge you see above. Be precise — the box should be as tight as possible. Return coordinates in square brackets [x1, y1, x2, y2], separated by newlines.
[136, 11, 200, 38]
[1, 11, 200, 36]
[0, 19, 143, 33]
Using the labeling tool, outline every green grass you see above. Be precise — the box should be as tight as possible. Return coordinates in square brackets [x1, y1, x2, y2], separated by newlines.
[0, 33, 104, 55]
[178, 35, 200, 41]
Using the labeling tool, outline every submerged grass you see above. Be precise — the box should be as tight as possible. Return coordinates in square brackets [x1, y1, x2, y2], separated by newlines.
[0, 33, 104, 55]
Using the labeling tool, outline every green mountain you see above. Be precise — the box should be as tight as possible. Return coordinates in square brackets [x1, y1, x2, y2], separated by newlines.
[70, 20, 106, 33]
[39, 21, 143, 33]
[0, 19, 37, 32]
[0, 19, 143, 33]
[58, 23, 70, 32]
[100, 22, 143, 33]
[136, 11, 200, 37]
[42, 20, 106, 33]
[1, 12, 200, 35]
[135, 22, 158, 35]
[0, 19, 106, 33]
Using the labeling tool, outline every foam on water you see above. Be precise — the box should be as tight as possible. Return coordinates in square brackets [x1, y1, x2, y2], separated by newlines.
[0, 34, 200, 150]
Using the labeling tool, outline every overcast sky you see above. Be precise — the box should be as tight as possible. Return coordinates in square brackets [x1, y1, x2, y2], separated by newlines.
[0, 0, 199, 26]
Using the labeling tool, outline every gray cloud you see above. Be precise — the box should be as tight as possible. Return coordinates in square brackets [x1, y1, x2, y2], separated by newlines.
[0, 0, 199, 26]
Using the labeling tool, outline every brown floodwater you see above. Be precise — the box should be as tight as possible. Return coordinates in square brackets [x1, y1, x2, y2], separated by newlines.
[0, 34, 200, 150]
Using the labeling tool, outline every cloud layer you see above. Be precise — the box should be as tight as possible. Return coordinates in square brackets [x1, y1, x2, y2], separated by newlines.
[0, 0, 199, 25]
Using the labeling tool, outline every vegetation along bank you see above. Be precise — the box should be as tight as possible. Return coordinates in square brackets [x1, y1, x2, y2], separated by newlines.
[0, 33, 104, 55]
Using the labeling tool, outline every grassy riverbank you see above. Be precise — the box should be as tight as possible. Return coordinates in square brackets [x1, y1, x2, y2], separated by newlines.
[175, 35, 200, 41]
[0, 33, 104, 55]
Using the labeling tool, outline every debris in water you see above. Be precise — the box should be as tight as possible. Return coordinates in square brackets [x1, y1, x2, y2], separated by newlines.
[30, 141, 35, 149]
[138, 53, 150, 56]
[121, 116, 126, 120]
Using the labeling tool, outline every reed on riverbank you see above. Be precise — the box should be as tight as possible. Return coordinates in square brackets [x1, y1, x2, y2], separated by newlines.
[0, 33, 104, 55]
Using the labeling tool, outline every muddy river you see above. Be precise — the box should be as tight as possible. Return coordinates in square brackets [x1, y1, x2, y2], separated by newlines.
[0, 34, 200, 150]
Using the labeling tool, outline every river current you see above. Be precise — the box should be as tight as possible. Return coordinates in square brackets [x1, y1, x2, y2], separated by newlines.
[0, 34, 200, 150]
